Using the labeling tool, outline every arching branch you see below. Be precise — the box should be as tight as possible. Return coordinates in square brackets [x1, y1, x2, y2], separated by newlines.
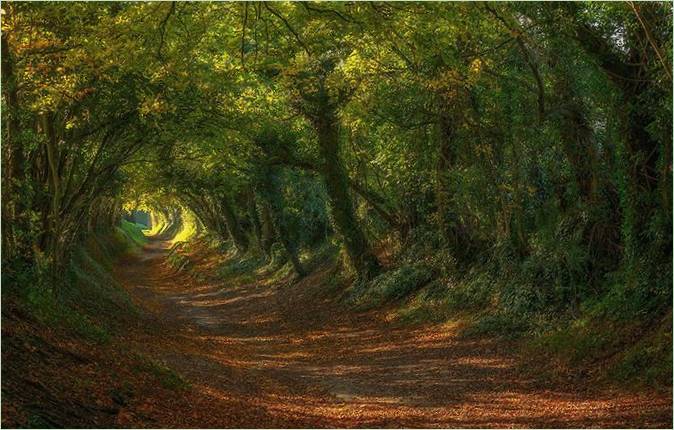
[157, 1, 176, 61]
[263, 3, 311, 56]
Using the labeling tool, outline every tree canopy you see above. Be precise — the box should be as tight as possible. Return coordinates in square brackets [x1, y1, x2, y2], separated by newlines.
[2, 1, 672, 317]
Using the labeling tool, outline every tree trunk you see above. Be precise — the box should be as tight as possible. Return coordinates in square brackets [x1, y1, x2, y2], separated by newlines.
[259, 200, 275, 258]
[314, 110, 380, 281]
[258, 168, 305, 277]
[435, 108, 473, 259]
[247, 190, 263, 249]
[566, 2, 672, 260]
[39, 112, 66, 263]
[1, 33, 25, 259]
[219, 195, 248, 252]
[556, 76, 598, 203]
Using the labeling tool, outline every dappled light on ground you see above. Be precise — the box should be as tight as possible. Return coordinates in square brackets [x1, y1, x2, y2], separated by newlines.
[113, 239, 672, 428]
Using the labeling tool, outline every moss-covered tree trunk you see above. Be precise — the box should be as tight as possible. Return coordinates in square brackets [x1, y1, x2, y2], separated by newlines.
[1, 34, 24, 260]
[553, 75, 621, 272]
[314, 111, 380, 281]
[435, 107, 473, 260]
[565, 2, 672, 263]
[247, 190, 263, 249]
[219, 195, 248, 252]
[258, 201, 275, 259]
[555, 76, 598, 204]
[258, 168, 305, 277]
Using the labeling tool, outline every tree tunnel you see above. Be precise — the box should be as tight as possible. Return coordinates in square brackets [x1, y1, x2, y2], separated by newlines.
[2, 5, 672, 428]
[2, 1, 671, 293]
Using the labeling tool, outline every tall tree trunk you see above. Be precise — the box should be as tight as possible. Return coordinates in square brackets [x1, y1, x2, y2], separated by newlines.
[435, 107, 473, 259]
[219, 195, 248, 252]
[553, 74, 621, 269]
[555, 76, 598, 203]
[39, 112, 66, 263]
[247, 190, 263, 249]
[259, 200, 275, 259]
[1, 33, 25, 259]
[564, 2, 672, 261]
[314, 109, 380, 281]
[258, 168, 305, 277]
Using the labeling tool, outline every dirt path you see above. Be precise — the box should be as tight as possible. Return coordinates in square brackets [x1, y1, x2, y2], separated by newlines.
[115, 239, 672, 428]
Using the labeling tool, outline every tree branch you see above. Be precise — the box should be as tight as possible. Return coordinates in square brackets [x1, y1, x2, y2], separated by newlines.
[263, 3, 311, 56]
[157, 2, 176, 61]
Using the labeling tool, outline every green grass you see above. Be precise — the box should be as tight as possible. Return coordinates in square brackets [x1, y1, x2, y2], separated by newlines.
[348, 263, 436, 310]
[216, 250, 271, 284]
[461, 312, 533, 340]
[523, 311, 672, 388]
[11, 222, 145, 344]
[117, 219, 148, 249]
[611, 327, 672, 387]
[23, 282, 111, 344]
[133, 355, 190, 390]
[167, 242, 192, 272]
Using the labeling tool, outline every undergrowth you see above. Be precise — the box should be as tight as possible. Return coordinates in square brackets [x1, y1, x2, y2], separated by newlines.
[341, 223, 672, 389]
[119, 220, 149, 249]
[164, 224, 672, 390]
[132, 353, 190, 391]
[348, 262, 435, 310]
[5, 222, 147, 344]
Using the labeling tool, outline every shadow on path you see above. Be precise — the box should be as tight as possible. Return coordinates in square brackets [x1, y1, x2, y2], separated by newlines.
[115, 238, 673, 428]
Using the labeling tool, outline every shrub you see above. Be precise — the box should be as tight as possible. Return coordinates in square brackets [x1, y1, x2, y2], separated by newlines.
[350, 263, 435, 309]
[462, 312, 532, 339]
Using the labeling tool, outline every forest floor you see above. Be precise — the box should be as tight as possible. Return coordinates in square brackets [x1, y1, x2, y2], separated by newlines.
[107, 238, 673, 428]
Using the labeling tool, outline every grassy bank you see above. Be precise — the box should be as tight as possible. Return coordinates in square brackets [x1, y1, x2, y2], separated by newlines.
[172, 226, 671, 392]
[343, 230, 673, 391]
[6, 221, 148, 342]
[1, 221, 190, 428]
